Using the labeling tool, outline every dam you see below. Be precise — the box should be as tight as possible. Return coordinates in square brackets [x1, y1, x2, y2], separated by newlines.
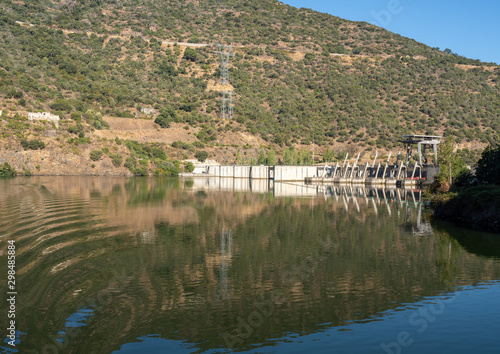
[183, 135, 442, 186]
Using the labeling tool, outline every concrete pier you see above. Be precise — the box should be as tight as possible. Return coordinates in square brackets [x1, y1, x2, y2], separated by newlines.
[304, 149, 440, 187]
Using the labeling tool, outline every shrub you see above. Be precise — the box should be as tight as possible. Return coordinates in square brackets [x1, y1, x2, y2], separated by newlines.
[172, 141, 194, 151]
[155, 106, 177, 128]
[90, 150, 103, 161]
[84, 109, 109, 130]
[185, 161, 195, 172]
[0, 162, 16, 177]
[68, 125, 83, 134]
[126, 141, 167, 160]
[257, 150, 266, 165]
[183, 48, 199, 62]
[77, 137, 91, 144]
[71, 112, 82, 122]
[50, 99, 72, 112]
[110, 153, 122, 167]
[147, 146, 166, 160]
[132, 167, 147, 176]
[124, 156, 136, 170]
[194, 150, 208, 162]
[21, 139, 45, 150]
[154, 161, 179, 176]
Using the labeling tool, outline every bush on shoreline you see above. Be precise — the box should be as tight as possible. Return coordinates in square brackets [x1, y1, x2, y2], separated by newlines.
[431, 186, 500, 231]
[0, 162, 16, 177]
[431, 145, 500, 232]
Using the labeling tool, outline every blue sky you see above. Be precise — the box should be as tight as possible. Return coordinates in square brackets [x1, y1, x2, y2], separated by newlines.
[280, 0, 500, 64]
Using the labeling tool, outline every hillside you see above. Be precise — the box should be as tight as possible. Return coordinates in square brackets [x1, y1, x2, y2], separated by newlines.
[0, 0, 499, 175]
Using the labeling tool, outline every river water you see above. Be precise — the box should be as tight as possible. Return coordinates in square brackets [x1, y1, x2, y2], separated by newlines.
[0, 177, 499, 354]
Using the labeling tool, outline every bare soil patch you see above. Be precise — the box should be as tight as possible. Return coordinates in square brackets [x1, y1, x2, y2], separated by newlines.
[93, 118, 200, 144]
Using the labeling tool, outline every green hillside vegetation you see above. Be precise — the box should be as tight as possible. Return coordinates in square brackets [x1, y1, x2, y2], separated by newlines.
[0, 0, 499, 167]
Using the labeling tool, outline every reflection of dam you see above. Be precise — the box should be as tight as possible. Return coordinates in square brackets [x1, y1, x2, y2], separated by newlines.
[183, 177, 430, 234]
[324, 185, 431, 235]
[183, 177, 431, 234]
[323, 184, 423, 206]
[183, 176, 424, 202]
[184, 176, 327, 196]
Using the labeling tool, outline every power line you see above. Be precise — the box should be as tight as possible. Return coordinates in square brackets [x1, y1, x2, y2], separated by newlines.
[215, 42, 234, 119]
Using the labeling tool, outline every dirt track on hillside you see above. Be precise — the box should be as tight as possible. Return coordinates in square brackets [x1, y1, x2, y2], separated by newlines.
[92, 117, 200, 144]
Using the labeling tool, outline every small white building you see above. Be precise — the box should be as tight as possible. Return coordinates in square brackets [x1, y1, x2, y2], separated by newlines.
[140, 107, 157, 116]
[28, 112, 60, 128]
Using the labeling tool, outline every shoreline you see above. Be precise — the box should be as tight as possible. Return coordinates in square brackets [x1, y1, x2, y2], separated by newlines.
[431, 185, 500, 234]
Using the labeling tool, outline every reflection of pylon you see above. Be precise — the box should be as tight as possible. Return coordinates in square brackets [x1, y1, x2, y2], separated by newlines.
[215, 42, 234, 119]
[217, 228, 233, 300]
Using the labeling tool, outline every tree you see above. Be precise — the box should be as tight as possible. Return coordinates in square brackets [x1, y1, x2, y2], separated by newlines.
[283, 146, 297, 165]
[155, 106, 177, 128]
[185, 161, 195, 172]
[437, 137, 467, 190]
[298, 148, 313, 165]
[257, 150, 267, 165]
[475, 145, 500, 185]
[235, 150, 244, 165]
[156, 60, 178, 77]
[183, 48, 199, 62]
[323, 147, 335, 162]
[267, 150, 277, 165]
[194, 150, 208, 163]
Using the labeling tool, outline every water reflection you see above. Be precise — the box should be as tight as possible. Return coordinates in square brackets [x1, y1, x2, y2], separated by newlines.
[0, 177, 499, 353]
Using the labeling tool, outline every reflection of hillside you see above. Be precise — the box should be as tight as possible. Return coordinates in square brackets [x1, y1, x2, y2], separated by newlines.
[432, 220, 500, 259]
[68, 199, 500, 353]
[4, 177, 271, 234]
[1, 177, 500, 353]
